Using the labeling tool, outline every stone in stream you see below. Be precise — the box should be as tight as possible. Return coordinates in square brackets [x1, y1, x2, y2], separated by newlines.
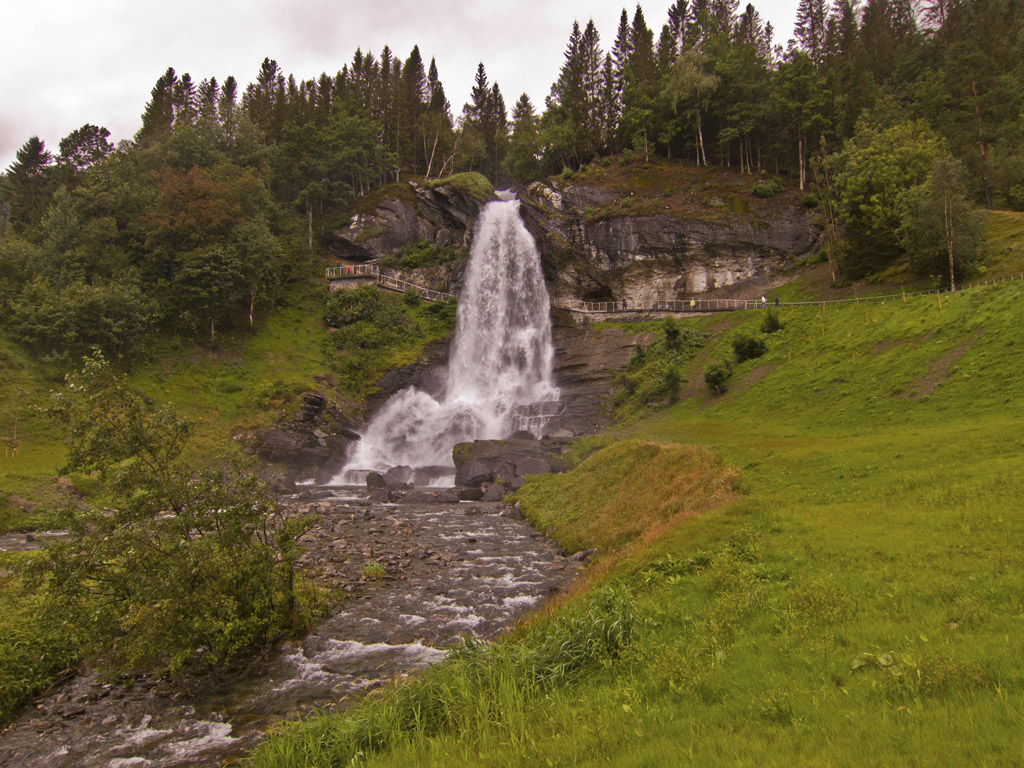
[455, 460, 493, 487]
[383, 465, 413, 485]
[397, 490, 460, 505]
[457, 487, 485, 501]
[453, 438, 569, 487]
[481, 483, 506, 502]
[366, 472, 387, 490]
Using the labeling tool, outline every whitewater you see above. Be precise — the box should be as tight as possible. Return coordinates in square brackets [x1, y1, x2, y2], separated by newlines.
[337, 194, 559, 477]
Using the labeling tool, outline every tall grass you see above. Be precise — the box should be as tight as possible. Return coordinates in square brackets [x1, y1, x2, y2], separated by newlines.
[246, 586, 638, 767]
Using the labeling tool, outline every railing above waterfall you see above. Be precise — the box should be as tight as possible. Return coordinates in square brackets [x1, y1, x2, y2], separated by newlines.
[326, 264, 457, 302]
[552, 297, 759, 313]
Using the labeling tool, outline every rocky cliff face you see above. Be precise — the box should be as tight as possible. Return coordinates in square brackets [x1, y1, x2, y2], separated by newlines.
[519, 180, 819, 304]
[328, 182, 486, 263]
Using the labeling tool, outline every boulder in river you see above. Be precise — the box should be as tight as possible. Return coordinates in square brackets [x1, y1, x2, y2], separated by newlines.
[453, 438, 568, 487]
[455, 460, 493, 487]
[481, 483, 506, 502]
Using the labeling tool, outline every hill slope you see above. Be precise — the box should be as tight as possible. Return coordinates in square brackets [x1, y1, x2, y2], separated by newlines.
[249, 228, 1024, 767]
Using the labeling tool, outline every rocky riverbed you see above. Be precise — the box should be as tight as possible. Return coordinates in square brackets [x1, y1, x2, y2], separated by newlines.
[0, 488, 581, 768]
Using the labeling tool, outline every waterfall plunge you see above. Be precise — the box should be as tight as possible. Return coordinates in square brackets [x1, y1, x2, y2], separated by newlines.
[336, 196, 559, 479]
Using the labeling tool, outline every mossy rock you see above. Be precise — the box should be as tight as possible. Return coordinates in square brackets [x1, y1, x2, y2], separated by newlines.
[428, 173, 496, 203]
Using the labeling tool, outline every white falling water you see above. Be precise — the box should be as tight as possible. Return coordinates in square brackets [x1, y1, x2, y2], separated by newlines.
[336, 196, 559, 478]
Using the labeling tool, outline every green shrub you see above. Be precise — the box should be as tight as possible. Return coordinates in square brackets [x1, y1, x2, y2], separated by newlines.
[615, 326, 706, 416]
[732, 333, 768, 363]
[760, 309, 784, 334]
[704, 359, 733, 394]
[402, 288, 421, 307]
[663, 317, 682, 350]
[561, 167, 574, 180]
[1007, 184, 1024, 212]
[323, 285, 383, 326]
[752, 179, 784, 198]
[394, 241, 466, 270]
[803, 193, 820, 208]
[361, 561, 387, 580]
[37, 355, 319, 675]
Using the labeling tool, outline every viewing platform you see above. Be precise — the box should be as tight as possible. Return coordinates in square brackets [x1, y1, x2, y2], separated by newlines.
[326, 264, 457, 303]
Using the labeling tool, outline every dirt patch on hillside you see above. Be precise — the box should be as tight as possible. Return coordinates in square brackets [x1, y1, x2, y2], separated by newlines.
[699, 363, 776, 409]
[903, 331, 983, 400]
[679, 316, 741, 401]
[871, 333, 935, 356]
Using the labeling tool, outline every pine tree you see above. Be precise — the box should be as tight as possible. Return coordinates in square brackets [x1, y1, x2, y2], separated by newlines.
[465, 62, 491, 126]
[667, 0, 689, 51]
[138, 68, 178, 142]
[197, 78, 220, 123]
[427, 58, 450, 117]
[794, 0, 828, 65]
[315, 73, 333, 125]
[219, 76, 238, 131]
[173, 73, 198, 127]
[2, 136, 53, 229]
[403, 46, 428, 172]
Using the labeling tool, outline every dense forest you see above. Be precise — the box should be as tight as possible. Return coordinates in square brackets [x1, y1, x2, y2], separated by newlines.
[1, 0, 1022, 366]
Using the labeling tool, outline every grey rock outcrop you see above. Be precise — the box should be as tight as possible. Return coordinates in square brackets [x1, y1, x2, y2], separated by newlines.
[249, 389, 360, 483]
[519, 181, 819, 305]
[453, 438, 570, 489]
[327, 180, 491, 265]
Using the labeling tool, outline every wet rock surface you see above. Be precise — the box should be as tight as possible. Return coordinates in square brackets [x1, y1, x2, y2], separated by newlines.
[0, 489, 579, 768]
[453, 438, 570, 489]
[519, 180, 818, 305]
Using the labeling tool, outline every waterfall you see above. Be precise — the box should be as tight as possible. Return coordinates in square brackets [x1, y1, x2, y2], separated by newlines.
[335, 196, 559, 480]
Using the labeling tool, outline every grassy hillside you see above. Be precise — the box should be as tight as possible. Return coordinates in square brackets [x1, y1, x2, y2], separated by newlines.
[249, 219, 1024, 767]
[0, 285, 327, 533]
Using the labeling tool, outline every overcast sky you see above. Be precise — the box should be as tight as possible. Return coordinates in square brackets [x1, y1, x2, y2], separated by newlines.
[1, 0, 798, 171]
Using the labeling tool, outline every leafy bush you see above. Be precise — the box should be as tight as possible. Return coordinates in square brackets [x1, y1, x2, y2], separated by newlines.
[704, 359, 733, 394]
[1008, 184, 1024, 212]
[752, 179, 784, 198]
[9, 276, 158, 366]
[34, 355, 318, 674]
[615, 324, 707, 416]
[561, 167, 574, 180]
[323, 284, 383, 326]
[760, 309, 784, 334]
[0, 580, 81, 722]
[392, 241, 466, 270]
[327, 290, 457, 400]
[803, 193, 820, 208]
[732, 333, 768, 363]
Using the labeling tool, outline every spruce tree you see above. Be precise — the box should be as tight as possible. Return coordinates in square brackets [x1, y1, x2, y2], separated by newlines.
[794, 0, 828, 65]
[2, 136, 53, 229]
[138, 67, 178, 142]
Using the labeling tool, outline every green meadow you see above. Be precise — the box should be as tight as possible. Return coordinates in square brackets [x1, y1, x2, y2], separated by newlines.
[248, 218, 1024, 766]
